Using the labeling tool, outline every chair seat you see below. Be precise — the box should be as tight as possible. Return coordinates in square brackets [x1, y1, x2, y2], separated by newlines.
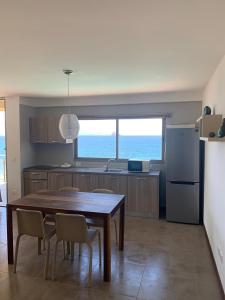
[86, 217, 103, 227]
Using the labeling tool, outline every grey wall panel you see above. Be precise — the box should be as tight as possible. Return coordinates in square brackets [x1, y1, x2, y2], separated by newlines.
[20, 105, 37, 169]
[36, 101, 201, 125]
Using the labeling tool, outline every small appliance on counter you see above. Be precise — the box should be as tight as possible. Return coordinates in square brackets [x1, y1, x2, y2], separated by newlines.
[128, 160, 150, 172]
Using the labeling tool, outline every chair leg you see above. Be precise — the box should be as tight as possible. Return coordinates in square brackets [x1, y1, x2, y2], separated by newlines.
[14, 235, 21, 273]
[66, 241, 70, 256]
[44, 239, 50, 280]
[38, 237, 42, 255]
[87, 244, 93, 280]
[114, 219, 118, 245]
[63, 241, 66, 259]
[43, 238, 46, 251]
[71, 242, 74, 260]
[98, 231, 102, 267]
[79, 243, 82, 256]
[52, 240, 59, 281]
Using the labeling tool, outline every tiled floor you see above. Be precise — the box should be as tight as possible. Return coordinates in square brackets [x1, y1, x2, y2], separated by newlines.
[0, 207, 223, 300]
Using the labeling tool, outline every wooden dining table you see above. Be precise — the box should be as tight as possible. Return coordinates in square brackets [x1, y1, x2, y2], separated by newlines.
[7, 190, 125, 282]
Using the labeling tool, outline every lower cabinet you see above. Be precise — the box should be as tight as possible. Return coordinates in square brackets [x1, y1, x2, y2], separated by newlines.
[24, 179, 48, 195]
[24, 171, 48, 195]
[127, 176, 159, 218]
[98, 174, 128, 196]
[73, 173, 98, 192]
[48, 172, 73, 190]
[24, 170, 159, 218]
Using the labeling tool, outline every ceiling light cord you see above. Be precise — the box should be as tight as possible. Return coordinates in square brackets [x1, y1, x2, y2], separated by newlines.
[67, 72, 70, 97]
[59, 69, 80, 140]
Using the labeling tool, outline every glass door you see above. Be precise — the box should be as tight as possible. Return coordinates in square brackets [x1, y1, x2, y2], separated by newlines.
[0, 99, 6, 206]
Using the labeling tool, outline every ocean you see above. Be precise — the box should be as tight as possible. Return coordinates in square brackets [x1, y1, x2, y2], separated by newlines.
[0, 135, 161, 179]
[0, 136, 5, 180]
[78, 135, 162, 160]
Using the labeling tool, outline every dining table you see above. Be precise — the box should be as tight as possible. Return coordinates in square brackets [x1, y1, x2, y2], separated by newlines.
[7, 190, 125, 282]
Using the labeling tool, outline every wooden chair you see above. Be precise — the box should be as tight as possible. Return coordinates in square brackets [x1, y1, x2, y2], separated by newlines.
[86, 189, 118, 245]
[52, 213, 101, 280]
[14, 208, 55, 279]
[58, 187, 80, 192]
[45, 187, 80, 256]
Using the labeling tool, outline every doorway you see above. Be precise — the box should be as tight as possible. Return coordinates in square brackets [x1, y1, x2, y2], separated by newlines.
[0, 99, 6, 206]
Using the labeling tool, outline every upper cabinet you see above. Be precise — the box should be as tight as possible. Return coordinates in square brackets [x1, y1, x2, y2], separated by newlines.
[47, 116, 65, 143]
[196, 114, 222, 138]
[30, 116, 73, 144]
[30, 117, 48, 143]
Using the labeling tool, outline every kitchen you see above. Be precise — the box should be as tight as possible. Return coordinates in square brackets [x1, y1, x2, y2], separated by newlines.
[4, 97, 220, 299]
[1, 1, 225, 299]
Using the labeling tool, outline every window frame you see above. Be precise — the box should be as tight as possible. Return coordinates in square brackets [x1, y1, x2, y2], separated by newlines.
[74, 115, 166, 163]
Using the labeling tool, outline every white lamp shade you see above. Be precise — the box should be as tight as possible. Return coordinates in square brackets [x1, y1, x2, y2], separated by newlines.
[59, 114, 80, 140]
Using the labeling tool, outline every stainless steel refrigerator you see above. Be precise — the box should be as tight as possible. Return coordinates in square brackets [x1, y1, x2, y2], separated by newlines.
[166, 126, 203, 224]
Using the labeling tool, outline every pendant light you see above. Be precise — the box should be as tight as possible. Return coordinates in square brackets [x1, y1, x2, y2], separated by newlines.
[59, 69, 80, 140]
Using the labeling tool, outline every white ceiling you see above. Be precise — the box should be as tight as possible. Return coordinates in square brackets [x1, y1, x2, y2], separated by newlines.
[1, 0, 225, 98]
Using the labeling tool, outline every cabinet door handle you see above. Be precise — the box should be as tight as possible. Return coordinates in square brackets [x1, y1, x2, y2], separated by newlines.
[32, 180, 42, 183]
[136, 178, 145, 181]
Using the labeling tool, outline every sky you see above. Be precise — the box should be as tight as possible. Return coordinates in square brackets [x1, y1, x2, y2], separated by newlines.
[79, 118, 162, 136]
[0, 112, 5, 136]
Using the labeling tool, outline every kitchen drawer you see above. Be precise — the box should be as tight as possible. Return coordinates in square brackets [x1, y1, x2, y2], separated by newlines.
[24, 179, 48, 195]
[24, 171, 48, 180]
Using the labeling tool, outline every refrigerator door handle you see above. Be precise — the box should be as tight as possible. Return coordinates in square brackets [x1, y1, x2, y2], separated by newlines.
[169, 181, 196, 185]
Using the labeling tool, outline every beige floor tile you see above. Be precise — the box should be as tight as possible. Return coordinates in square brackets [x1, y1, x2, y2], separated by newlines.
[0, 208, 223, 300]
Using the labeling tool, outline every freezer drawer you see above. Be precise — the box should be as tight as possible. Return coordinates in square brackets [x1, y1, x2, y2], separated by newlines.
[166, 182, 199, 224]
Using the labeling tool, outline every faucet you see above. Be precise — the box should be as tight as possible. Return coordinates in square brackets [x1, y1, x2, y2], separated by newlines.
[105, 159, 115, 172]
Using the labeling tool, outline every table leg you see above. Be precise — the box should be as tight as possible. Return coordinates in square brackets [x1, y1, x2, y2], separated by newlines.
[7, 206, 14, 264]
[119, 201, 125, 251]
[103, 215, 111, 282]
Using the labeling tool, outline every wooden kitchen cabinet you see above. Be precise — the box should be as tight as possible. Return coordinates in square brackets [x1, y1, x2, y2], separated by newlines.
[24, 171, 48, 195]
[24, 179, 48, 195]
[48, 172, 73, 190]
[30, 117, 48, 143]
[23, 169, 160, 218]
[73, 173, 99, 192]
[98, 174, 127, 196]
[29, 116, 73, 144]
[47, 117, 65, 143]
[127, 176, 159, 218]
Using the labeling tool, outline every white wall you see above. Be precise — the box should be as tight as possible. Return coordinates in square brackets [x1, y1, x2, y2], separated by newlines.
[203, 54, 225, 291]
[20, 89, 202, 107]
[5, 96, 22, 202]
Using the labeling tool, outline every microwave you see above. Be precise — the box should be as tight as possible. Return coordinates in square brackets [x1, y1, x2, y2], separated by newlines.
[128, 160, 149, 173]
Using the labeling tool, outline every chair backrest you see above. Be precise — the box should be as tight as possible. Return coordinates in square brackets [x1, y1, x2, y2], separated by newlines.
[55, 213, 87, 243]
[92, 188, 114, 194]
[16, 209, 44, 238]
[59, 186, 80, 192]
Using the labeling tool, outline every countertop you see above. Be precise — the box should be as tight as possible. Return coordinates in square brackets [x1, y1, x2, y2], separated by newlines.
[24, 166, 160, 177]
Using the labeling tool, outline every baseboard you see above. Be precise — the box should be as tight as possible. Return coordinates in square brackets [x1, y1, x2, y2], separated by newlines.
[203, 225, 225, 298]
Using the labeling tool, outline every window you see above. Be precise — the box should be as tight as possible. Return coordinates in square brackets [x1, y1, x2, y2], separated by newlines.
[77, 119, 116, 158]
[76, 117, 164, 161]
[118, 118, 163, 160]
